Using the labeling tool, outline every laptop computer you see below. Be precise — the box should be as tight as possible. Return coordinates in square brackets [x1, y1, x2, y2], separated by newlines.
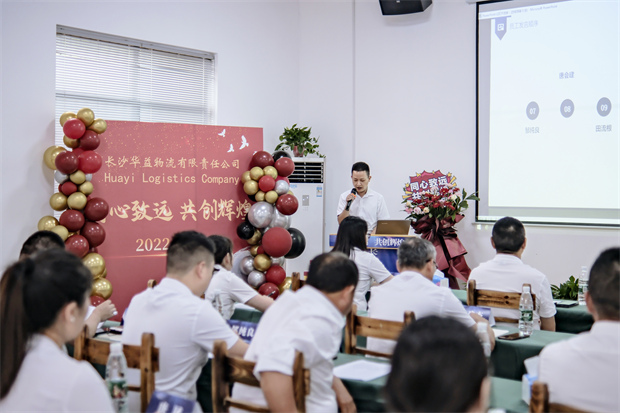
[374, 220, 411, 235]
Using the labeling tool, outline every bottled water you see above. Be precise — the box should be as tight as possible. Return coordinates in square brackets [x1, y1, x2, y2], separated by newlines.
[578, 266, 588, 305]
[106, 342, 128, 413]
[476, 321, 491, 359]
[519, 285, 534, 337]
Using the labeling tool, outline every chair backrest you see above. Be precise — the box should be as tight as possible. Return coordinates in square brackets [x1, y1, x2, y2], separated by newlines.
[211, 340, 310, 413]
[73, 325, 159, 412]
[467, 279, 536, 323]
[147, 279, 158, 288]
[344, 304, 415, 358]
[291, 272, 305, 292]
[529, 381, 589, 413]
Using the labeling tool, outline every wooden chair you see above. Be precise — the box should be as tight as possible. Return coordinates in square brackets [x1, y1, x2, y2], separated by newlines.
[467, 279, 537, 323]
[344, 304, 415, 358]
[291, 272, 305, 292]
[73, 325, 159, 412]
[529, 381, 589, 413]
[211, 340, 310, 413]
[147, 279, 158, 288]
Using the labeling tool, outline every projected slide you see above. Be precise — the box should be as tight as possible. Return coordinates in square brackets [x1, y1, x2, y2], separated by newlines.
[477, 0, 619, 225]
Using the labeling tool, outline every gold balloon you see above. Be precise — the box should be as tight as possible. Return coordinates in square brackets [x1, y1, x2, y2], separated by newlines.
[241, 171, 252, 183]
[88, 118, 107, 134]
[255, 191, 265, 202]
[43, 145, 66, 170]
[70, 170, 86, 185]
[59, 112, 77, 126]
[63, 135, 80, 149]
[263, 166, 278, 179]
[98, 268, 108, 279]
[67, 231, 77, 237]
[265, 190, 278, 204]
[249, 166, 264, 181]
[279, 277, 292, 294]
[50, 225, 69, 241]
[79, 181, 94, 196]
[243, 180, 259, 196]
[49, 192, 68, 211]
[38, 215, 59, 231]
[92, 278, 112, 300]
[67, 192, 87, 210]
[254, 254, 272, 272]
[83, 253, 106, 278]
[288, 190, 294, 195]
[250, 245, 260, 257]
[77, 108, 95, 127]
[247, 229, 262, 246]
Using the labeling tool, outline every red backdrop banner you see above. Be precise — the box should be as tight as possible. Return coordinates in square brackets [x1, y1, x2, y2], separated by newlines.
[94, 121, 262, 317]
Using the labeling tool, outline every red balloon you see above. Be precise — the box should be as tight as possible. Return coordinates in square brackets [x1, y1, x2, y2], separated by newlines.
[65, 234, 89, 258]
[276, 194, 299, 216]
[78, 151, 102, 174]
[59, 210, 85, 232]
[261, 227, 292, 257]
[251, 151, 275, 169]
[265, 265, 286, 285]
[258, 175, 276, 192]
[89, 247, 99, 254]
[81, 221, 106, 248]
[90, 296, 105, 307]
[72, 147, 85, 158]
[55, 151, 79, 175]
[84, 197, 110, 221]
[274, 157, 295, 177]
[79, 130, 100, 150]
[258, 282, 280, 299]
[63, 118, 86, 140]
[257, 246, 265, 256]
[276, 176, 290, 184]
[59, 181, 78, 196]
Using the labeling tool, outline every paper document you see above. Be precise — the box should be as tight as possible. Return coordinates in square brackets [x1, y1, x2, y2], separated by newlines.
[492, 328, 510, 338]
[333, 359, 391, 382]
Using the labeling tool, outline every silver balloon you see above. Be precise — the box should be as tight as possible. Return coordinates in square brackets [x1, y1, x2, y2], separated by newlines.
[268, 208, 291, 230]
[85, 173, 93, 182]
[54, 170, 68, 184]
[271, 256, 285, 266]
[240, 256, 255, 276]
[248, 201, 274, 229]
[274, 179, 290, 195]
[247, 270, 266, 288]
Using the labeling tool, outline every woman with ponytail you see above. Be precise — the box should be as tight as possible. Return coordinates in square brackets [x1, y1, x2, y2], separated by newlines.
[0, 249, 113, 411]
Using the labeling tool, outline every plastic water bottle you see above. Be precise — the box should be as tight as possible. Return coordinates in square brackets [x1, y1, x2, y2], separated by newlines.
[578, 266, 588, 305]
[476, 321, 491, 359]
[106, 342, 128, 413]
[519, 286, 534, 337]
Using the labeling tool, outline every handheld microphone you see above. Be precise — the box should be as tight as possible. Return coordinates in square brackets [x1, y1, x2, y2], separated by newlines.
[345, 188, 357, 210]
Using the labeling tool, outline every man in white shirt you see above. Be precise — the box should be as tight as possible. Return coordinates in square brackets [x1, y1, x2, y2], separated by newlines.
[231, 252, 357, 413]
[538, 248, 619, 412]
[368, 237, 495, 355]
[468, 217, 556, 330]
[337, 162, 389, 234]
[122, 231, 248, 411]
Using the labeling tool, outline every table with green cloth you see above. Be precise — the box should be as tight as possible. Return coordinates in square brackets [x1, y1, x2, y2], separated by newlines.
[452, 289, 593, 334]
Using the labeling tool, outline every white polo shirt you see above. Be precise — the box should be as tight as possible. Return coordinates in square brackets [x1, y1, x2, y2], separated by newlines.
[231, 286, 345, 412]
[337, 188, 390, 232]
[539, 321, 620, 412]
[468, 254, 556, 328]
[205, 264, 259, 319]
[0, 334, 114, 412]
[122, 277, 239, 411]
[350, 248, 392, 311]
[367, 270, 475, 355]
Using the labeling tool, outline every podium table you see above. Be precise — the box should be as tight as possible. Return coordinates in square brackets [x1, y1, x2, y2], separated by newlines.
[329, 234, 414, 274]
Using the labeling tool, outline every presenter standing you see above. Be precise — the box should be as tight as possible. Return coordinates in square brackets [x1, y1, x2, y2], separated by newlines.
[337, 162, 390, 234]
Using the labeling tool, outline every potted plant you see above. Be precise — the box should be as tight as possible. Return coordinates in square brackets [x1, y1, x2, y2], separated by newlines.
[275, 124, 324, 157]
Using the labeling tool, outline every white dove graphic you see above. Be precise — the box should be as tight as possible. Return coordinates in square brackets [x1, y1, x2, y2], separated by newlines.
[227, 144, 234, 153]
[239, 135, 249, 150]
[218, 129, 226, 138]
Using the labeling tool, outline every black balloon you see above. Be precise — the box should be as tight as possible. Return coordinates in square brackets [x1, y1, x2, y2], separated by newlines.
[237, 221, 256, 240]
[247, 194, 257, 203]
[285, 227, 306, 259]
[272, 150, 292, 162]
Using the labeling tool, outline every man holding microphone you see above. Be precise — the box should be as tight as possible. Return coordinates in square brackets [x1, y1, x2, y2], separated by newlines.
[337, 162, 390, 234]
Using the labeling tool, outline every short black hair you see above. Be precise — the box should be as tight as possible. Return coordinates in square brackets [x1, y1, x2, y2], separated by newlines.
[306, 252, 359, 293]
[19, 231, 65, 259]
[207, 235, 233, 265]
[588, 247, 619, 320]
[351, 162, 370, 177]
[492, 217, 525, 253]
[386, 316, 487, 412]
[166, 231, 215, 274]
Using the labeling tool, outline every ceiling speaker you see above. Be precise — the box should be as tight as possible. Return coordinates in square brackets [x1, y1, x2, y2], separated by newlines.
[379, 0, 432, 15]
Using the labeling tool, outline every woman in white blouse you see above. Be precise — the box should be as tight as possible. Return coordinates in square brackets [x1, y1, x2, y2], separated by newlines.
[332, 216, 393, 310]
[0, 249, 114, 412]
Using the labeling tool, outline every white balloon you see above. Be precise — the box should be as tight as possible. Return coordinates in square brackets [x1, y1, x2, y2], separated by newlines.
[54, 170, 68, 184]
[247, 270, 266, 288]
[271, 256, 285, 266]
[240, 256, 255, 276]
[248, 202, 274, 229]
[267, 209, 291, 230]
[274, 179, 290, 195]
[85, 174, 93, 182]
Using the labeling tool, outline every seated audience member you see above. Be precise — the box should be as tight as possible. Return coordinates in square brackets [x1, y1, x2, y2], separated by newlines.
[205, 235, 273, 318]
[368, 237, 494, 354]
[385, 316, 490, 413]
[332, 216, 393, 311]
[19, 230, 116, 338]
[0, 249, 114, 411]
[231, 252, 357, 413]
[538, 247, 619, 412]
[468, 217, 556, 330]
[122, 231, 247, 412]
